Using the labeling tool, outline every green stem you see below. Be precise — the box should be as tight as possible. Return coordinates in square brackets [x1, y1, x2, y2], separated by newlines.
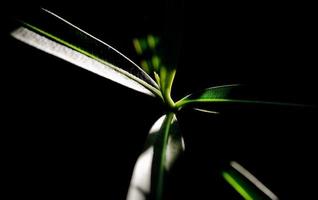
[156, 113, 174, 200]
[164, 92, 176, 110]
[161, 69, 176, 110]
[174, 99, 187, 109]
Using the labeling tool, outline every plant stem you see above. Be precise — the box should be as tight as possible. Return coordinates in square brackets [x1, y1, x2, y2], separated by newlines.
[161, 69, 176, 110]
[155, 113, 174, 200]
[164, 91, 176, 110]
[174, 98, 187, 109]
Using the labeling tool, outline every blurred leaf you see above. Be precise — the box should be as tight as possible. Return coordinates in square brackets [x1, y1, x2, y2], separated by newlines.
[132, 0, 183, 101]
[11, 8, 161, 97]
[133, 38, 145, 55]
[151, 55, 160, 71]
[223, 161, 279, 200]
[132, 35, 160, 75]
[176, 84, 304, 110]
[126, 113, 185, 200]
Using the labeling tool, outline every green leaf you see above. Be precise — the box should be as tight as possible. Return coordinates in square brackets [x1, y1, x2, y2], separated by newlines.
[11, 8, 162, 98]
[132, 35, 160, 75]
[126, 113, 185, 200]
[223, 161, 279, 200]
[193, 108, 219, 115]
[175, 84, 304, 110]
[159, 67, 176, 108]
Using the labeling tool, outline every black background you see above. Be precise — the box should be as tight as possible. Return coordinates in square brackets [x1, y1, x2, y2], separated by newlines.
[1, 1, 317, 199]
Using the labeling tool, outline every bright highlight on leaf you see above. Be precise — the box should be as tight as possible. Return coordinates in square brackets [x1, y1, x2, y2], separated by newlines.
[223, 172, 254, 200]
[175, 84, 304, 110]
[193, 108, 219, 114]
[126, 113, 184, 200]
[175, 84, 241, 108]
[223, 161, 279, 200]
[11, 8, 161, 98]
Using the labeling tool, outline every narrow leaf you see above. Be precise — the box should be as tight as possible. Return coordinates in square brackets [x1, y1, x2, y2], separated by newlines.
[175, 84, 304, 109]
[223, 161, 279, 200]
[160, 67, 176, 107]
[126, 113, 185, 200]
[132, 35, 160, 75]
[193, 108, 219, 115]
[11, 8, 161, 97]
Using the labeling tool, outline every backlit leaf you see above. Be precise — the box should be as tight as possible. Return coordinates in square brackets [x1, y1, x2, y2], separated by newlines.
[11, 8, 161, 97]
[126, 113, 185, 200]
[223, 161, 279, 200]
[175, 84, 303, 110]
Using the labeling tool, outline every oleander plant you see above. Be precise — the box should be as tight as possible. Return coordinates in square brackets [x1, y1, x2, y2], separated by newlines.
[11, 7, 309, 200]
